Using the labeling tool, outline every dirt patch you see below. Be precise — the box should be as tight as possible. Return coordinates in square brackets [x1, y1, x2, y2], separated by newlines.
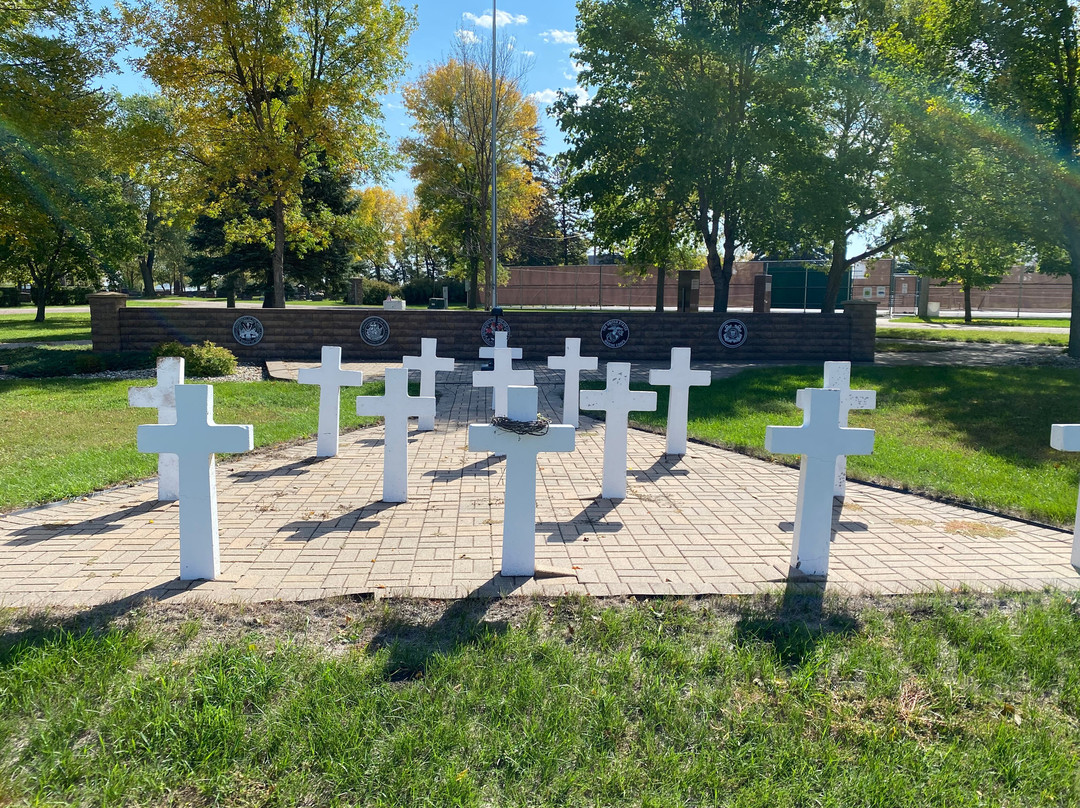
[944, 520, 1015, 539]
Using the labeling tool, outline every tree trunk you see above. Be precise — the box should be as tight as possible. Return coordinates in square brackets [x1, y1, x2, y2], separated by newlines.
[1066, 223, 1080, 359]
[711, 221, 738, 313]
[34, 287, 47, 322]
[655, 266, 666, 313]
[963, 283, 973, 323]
[265, 194, 286, 308]
[822, 235, 848, 314]
[140, 250, 156, 299]
[467, 254, 480, 309]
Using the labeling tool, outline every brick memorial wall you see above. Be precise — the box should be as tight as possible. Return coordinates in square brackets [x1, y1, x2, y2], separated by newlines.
[89, 293, 878, 363]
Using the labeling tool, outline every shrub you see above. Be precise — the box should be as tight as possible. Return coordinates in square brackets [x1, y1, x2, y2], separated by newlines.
[0, 287, 21, 307]
[399, 277, 468, 306]
[361, 279, 401, 305]
[152, 340, 238, 377]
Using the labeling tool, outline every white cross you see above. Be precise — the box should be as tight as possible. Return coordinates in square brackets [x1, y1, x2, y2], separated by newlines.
[479, 330, 522, 359]
[297, 346, 366, 456]
[795, 361, 876, 497]
[1050, 423, 1080, 569]
[547, 337, 598, 428]
[402, 337, 455, 431]
[355, 367, 435, 503]
[468, 385, 575, 576]
[473, 347, 534, 416]
[128, 356, 185, 501]
[649, 347, 711, 455]
[579, 362, 657, 499]
[137, 384, 253, 581]
[765, 388, 875, 579]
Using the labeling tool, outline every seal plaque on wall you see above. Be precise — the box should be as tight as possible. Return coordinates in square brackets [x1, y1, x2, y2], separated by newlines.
[480, 317, 509, 347]
[360, 316, 390, 346]
[232, 315, 264, 346]
[719, 318, 748, 348]
[600, 318, 630, 349]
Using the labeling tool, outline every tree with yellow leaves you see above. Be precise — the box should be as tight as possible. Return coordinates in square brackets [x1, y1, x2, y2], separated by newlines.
[128, 0, 413, 307]
[353, 186, 409, 283]
[402, 37, 541, 308]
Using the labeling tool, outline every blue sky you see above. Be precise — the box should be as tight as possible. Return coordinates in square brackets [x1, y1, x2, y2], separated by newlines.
[93, 1, 583, 196]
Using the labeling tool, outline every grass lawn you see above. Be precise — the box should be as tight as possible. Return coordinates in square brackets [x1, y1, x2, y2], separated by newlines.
[0, 312, 91, 343]
[0, 591, 1077, 806]
[890, 316, 1070, 328]
[875, 340, 959, 353]
[586, 365, 1080, 525]
[0, 378, 382, 511]
[884, 328, 1068, 346]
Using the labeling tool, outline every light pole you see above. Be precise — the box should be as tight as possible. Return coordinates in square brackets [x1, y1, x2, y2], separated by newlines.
[490, 0, 498, 312]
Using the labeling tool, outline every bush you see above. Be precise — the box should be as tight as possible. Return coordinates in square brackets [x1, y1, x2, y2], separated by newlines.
[0, 287, 21, 307]
[152, 340, 238, 377]
[29, 286, 99, 306]
[399, 277, 468, 306]
[361, 279, 401, 306]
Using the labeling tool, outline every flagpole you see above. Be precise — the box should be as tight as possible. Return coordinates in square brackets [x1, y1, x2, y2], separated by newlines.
[490, 0, 498, 311]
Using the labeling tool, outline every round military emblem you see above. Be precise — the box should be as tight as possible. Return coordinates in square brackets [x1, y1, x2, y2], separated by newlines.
[480, 317, 509, 347]
[719, 318, 748, 348]
[600, 318, 630, 349]
[359, 316, 390, 346]
[232, 315, 264, 346]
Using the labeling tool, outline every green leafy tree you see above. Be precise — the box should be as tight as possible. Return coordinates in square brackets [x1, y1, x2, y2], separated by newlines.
[402, 36, 543, 308]
[0, 0, 140, 320]
[918, 0, 1080, 354]
[556, 0, 824, 312]
[130, 0, 413, 308]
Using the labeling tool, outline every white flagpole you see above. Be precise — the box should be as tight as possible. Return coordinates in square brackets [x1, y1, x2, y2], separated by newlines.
[490, 0, 498, 310]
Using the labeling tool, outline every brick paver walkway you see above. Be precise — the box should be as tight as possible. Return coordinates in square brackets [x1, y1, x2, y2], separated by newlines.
[1, 360, 1077, 607]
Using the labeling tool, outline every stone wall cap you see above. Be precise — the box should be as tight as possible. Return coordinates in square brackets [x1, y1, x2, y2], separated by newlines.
[88, 291, 129, 299]
[841, 299, 879, 307]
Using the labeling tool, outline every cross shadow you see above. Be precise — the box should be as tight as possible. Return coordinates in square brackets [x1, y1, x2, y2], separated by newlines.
[777, 498, 867, 536]
[628, 455, 690, 481]
[732, 580, 859, 668]
[423, 455, 503, 481]
[541, 496, 623, 543]
[353, 435, 425, 448]
[230, 456, 325, 482]
[364, 576, 518, 681]
[0, 578, 210, 669]
[7, 500, 171, 545]
[277, 501, 400, 542]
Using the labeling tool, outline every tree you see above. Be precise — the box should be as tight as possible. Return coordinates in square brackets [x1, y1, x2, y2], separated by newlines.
[919, 0, 1080, 354]
[556, 0, 824, 312]
[108, 93, 192, 298]
[795, 0, 919, 313]
[188, 158, 360, 304]
[504, 156, 589, 266]
[402, 36, 542, 308]
[0, 0, 140, 320]
[131, 0, 413, 308]
[353, 186, 409, 283]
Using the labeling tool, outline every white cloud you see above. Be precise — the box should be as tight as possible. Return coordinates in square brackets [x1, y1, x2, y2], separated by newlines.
[521, 49, 535, 57]
[463, 10, 528, 28]
[541, 29, 577, 45]
[529, 86, 589, 107]
[530, 89, 559, 105]
[563, 60, 583, 81]
[455, 28, 481, 45]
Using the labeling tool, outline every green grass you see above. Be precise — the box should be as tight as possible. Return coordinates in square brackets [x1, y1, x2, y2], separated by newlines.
[0, 312, 91, 343]
[0, 345, 155, 377]
[891, 316, 1071, 328]
[0, 378, 383, 511]
[875, 340, 959, 353]
[881, 328, 1068, 346]
[587, 366, 1080, 525]
[0, 592, 1077, 806]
